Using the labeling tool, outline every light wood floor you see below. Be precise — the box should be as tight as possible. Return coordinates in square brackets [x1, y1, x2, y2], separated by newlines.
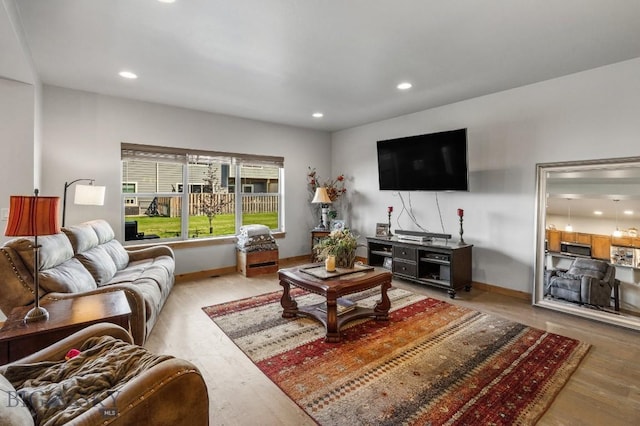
[145, 265, 640, 425]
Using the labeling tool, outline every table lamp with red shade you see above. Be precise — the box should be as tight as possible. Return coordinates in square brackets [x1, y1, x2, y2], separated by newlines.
[4, 189, 60, 322]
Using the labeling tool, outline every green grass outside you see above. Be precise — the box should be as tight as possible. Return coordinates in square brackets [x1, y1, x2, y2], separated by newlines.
[126, 212, 278, 239]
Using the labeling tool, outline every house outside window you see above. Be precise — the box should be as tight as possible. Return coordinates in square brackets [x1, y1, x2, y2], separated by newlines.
[122, 182, 138, 208]
[121, 143, 283, 242]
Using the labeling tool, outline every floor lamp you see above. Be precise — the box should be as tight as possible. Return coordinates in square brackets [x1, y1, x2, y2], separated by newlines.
[62, 179, 106, 227]
[5, 190, 60, 322]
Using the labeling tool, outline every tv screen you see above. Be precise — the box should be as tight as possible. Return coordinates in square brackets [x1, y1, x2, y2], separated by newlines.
[377, 128, 468, 191]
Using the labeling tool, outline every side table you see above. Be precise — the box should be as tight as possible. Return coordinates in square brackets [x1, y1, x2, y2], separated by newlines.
[0, 291, 131, 364]
[310, 229, 331, 262]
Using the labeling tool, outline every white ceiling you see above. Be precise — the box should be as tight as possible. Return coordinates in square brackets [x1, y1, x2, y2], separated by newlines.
[9, 0, 640, 131]
[546, 166, 640, 221]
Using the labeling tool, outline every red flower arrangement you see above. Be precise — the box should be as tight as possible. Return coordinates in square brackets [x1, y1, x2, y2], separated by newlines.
[307, 167, 347, 202]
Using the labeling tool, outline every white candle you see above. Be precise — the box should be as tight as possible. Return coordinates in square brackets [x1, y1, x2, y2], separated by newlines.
[325, 255, 336, 272]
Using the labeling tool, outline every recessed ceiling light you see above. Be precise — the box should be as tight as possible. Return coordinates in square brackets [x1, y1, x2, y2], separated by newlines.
[312, 112, 324, 118]
[593, 210, 603, 215]
[624, 210, 634, 215]
[158, 0, 176, 3]
[397, 82, 412, 90]
[119, 71, 138, 79]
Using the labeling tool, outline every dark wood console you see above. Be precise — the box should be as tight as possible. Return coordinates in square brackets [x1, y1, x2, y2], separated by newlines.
[366, 236, 473, 298]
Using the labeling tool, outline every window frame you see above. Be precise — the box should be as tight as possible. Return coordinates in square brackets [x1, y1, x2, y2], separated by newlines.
[121, 143, 284, 243]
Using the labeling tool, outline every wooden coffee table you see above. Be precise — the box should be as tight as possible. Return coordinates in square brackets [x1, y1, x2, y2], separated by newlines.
[278, 264, 392, 342]
[0, 291, 131, 364]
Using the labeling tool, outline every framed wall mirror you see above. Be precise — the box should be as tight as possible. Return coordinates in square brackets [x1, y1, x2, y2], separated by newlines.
[534, 156, 640, 331]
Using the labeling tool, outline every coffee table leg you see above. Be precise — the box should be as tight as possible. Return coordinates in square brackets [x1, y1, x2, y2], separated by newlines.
[373, 280, 392, 321]
[325, 296, 340, 343]
[280, 280, 298, 318]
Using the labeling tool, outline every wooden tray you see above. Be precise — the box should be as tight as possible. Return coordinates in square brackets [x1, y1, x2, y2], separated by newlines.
[300, 263, 374, 280]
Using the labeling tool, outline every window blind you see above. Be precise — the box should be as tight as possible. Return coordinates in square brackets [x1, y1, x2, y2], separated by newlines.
[121, 143, 284, 167]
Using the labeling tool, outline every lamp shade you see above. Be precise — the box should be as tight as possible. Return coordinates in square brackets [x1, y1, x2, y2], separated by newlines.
[311, 187, 332, 204]
[74, 184, 105, 206]
[5, 195, 61, 237]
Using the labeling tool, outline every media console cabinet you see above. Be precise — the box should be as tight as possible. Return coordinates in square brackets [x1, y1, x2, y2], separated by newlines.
[366, 236, 473, 298]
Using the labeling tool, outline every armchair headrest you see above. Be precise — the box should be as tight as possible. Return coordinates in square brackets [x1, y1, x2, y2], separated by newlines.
[567, 258, 610, 280]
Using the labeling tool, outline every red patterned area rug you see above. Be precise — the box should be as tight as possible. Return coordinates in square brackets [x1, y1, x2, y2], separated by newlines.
[203, 287, 589, 425]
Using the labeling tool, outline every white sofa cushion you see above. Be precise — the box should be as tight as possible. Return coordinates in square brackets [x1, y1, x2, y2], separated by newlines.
[101, 240, 130, 271]
[62, 223, 99, 254]
[7, 233, 74, 271]
[39, 258, 97, 293]
[88, 219, 116, 243]
[76, 246, 118, 285]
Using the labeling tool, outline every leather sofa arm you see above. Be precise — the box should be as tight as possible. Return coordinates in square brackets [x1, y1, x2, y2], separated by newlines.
[127, 245, 175, 262]
[579, 274, 613, 306]
[543, 269, 559, 293]
[603, 265, 616, 286]
[544, 269, 557, 280]
[0, 323, 131, 373]
[579, 275, 609, 289]
[69, 358, 209, 426]
[41, 284, 147, 346]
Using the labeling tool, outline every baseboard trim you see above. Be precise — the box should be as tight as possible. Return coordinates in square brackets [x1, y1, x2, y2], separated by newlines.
[175, 257, 533, 303]
[279, 255, 312, 267]
[472, 281, 532, 301]
[175, 255, 312, 283]
[175, 266, 237, 283]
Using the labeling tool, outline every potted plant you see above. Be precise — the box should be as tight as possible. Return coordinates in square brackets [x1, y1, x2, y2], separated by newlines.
[314, 229, 358, 268]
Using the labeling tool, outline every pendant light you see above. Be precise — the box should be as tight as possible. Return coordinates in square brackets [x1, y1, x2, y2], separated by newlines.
[613, 199, 622, 237]
[565, 198, 573, 232]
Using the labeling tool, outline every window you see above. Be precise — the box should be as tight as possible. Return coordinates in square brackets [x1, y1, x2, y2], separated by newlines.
[176, 183, 211, 194]
[122, 182, 138, 206]
[121, 143, 283, 242]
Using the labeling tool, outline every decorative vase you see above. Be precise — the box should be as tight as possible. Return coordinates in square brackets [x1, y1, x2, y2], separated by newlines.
[325, 255, 336, 272]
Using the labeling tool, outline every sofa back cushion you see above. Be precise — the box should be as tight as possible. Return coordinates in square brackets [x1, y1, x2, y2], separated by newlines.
[62, 223, 99, 254]
[87, 219, 116, 244]
[76, 246, 118, 285]
[39, 258, 97, 293]
[101, 240, 130, 270]
[567, 258, 609, 280]
[6, 233, 74, 271]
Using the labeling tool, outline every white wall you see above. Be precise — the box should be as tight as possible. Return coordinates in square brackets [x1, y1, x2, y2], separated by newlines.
[0, 0, 42, 244]
[331, 57, 640, 294]
[0, 78, 37, 244]
[40, 86, 331, 275]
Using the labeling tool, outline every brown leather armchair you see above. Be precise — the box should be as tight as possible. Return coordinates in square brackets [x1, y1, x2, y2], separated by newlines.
[0, 323, 209, 425]
[544, 257, 617, 309]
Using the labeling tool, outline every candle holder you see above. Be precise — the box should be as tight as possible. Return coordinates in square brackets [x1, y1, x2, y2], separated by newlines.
[387, 210, 393, 236]
[458, 216, 465, 245]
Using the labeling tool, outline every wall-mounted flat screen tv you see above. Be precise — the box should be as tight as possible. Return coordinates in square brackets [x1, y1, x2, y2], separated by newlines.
[377, 128, 468, 191]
